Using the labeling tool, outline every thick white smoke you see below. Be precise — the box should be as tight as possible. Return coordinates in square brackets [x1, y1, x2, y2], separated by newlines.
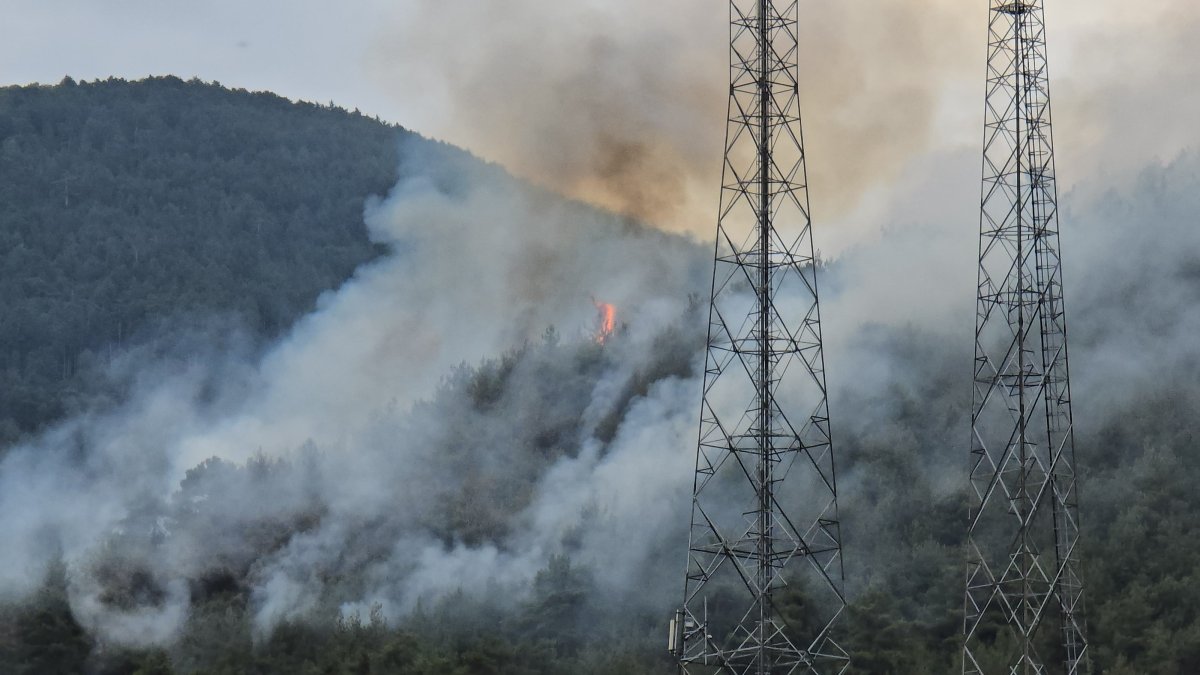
[2, 124, 1199, 650]
[0, 138, 710, 644]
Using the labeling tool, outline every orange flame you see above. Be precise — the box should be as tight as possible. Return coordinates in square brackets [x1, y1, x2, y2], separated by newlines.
[594, 301, 617, 344]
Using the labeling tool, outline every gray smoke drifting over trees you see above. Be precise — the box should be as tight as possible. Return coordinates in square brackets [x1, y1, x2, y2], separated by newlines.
[1, 128, 1199, 654]
[0, 139, 711, 645]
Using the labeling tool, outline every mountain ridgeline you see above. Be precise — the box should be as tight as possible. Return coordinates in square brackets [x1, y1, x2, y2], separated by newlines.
[0, 77, 1199, 675]
[0, 76, 402, 442]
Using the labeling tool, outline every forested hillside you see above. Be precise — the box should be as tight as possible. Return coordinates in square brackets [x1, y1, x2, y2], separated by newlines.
[0, 76, 403, 442]
[0, 78, 1198, 675]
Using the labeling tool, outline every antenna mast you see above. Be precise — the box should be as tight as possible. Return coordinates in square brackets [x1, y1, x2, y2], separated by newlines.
[672, 1, 848, 672]
[963, 1, 1090, 673]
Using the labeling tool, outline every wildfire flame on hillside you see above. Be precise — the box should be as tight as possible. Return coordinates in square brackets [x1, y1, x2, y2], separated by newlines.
[594, 301, 617, 344]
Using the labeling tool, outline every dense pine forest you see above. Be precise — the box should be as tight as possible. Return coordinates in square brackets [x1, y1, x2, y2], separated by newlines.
[0, 76, 399, 445]
[0, 78, 1198, 674]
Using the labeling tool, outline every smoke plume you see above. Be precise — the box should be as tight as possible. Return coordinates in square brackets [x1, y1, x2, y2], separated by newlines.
[368, 0, 977, 239]
[2, 79, 1200, 659]
[0, 138, 711, 645]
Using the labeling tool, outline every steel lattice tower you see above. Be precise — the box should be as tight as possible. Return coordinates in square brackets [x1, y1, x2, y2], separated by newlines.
[669, 1, 847, 673]
[963, 1, 1089, 673]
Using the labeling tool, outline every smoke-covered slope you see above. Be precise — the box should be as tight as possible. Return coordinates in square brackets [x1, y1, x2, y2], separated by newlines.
[0, 77, 714, 674]
[2, 78, 1200, 674]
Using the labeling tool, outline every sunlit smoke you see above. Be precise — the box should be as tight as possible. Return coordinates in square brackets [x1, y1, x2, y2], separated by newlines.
[368, 0, 978, 245]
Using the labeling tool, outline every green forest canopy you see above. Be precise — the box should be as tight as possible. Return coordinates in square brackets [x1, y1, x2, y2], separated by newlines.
[0, 75, 402, 442]
[0, 77, 1198, 675]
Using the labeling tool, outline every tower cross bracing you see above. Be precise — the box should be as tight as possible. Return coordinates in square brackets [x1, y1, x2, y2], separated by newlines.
[963, 1, 1090, 673]
[672, 1, 848, 673]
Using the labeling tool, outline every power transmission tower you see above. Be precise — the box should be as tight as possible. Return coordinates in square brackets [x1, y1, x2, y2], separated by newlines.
[963, 1, 1089, 673]
[670, 1, 848, 673]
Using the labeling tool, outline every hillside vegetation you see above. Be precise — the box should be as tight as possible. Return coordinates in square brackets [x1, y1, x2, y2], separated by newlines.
[0, 77, 1198, 675]
[0, 76, 401, 442]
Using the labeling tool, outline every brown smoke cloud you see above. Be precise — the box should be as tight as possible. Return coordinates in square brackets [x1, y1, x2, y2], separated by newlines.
[367, 1, 978, 237]
[367, 0, 1200, 240]
[1051, 1, 1200, 191]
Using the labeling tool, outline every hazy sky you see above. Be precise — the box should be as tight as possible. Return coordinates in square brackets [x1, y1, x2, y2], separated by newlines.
[2, 0, 1197, 251]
